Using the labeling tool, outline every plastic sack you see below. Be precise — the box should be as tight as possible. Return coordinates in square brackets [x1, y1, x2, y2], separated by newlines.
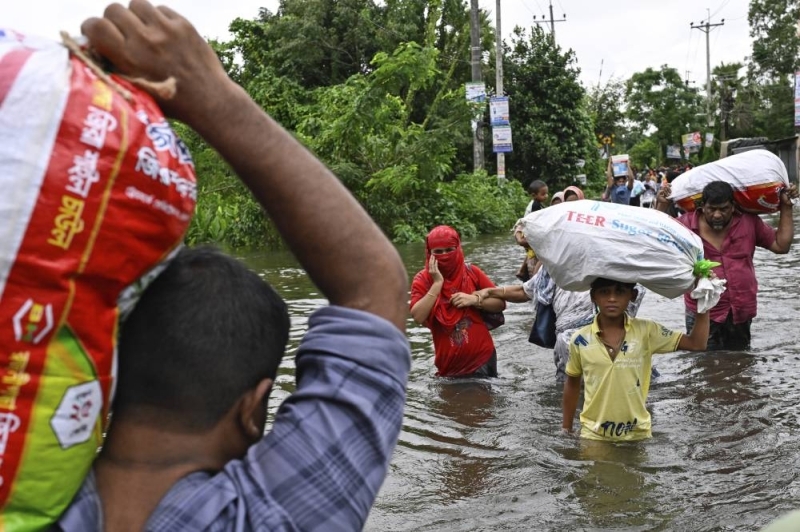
[0, 30, 195, 528]
[519, 200, 706, 298]
[692, 276, 727, 314]
[669, 149, 788, 213]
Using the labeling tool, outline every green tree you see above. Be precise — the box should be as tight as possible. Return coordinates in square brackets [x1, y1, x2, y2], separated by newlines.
[709, 62, 746, 141]
[749, 0, 800, 82]
[502, 26, 598, 190]
[628, 137, 661, 169]
[587, 78, 626, 147]
[181, 0, 528, 248]
[625, 65, 704, 158]
[225, 0, 385, 89]
[740, 0, 800, 140]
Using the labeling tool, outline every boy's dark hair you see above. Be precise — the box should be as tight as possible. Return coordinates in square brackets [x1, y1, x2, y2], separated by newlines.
[114, 246, 290, 431]
[590, 277, 636, 292]
[527, 180, 547, 194]
[701, 181, 735, 206]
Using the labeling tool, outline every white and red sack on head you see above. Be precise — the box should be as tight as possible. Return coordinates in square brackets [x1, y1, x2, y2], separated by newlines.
[0, 30, 195, 529]
[519, 200, 704, 299]
[669, 149, 789, 213]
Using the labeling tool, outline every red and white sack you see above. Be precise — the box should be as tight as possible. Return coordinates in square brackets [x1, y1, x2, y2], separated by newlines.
[0, 29, 195, 529]
[519, 200, 705, 298]
[669, 149, 788, 213]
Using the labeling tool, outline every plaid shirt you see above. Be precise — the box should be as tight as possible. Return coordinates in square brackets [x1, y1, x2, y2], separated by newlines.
[57, 306, 410, 531]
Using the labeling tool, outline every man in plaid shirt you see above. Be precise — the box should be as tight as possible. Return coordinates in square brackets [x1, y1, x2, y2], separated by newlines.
[57, 1, 411, 530]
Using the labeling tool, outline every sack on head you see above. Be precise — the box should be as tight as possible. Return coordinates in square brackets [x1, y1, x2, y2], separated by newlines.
[669, 150, 788, 213]
[0, 30, 196, 528]
[519, 200, 705, 299]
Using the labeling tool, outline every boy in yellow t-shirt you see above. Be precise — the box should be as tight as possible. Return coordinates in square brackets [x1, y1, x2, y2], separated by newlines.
[562, 278, 709, 441]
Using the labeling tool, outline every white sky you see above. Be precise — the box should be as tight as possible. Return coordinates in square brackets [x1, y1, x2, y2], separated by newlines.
[5, 0, 751, 90]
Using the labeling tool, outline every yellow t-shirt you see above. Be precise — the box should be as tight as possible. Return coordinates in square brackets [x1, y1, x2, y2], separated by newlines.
[566, 315, 682, 441]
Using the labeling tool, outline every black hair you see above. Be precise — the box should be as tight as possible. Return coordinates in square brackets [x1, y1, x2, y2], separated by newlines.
[665, 170, 682, 183]
[114, 246, 290, 431]
[701, 181, 734, 206]
[564, 190, 578, 200]
[527, 180, 547, 194]
[590, 277, 636, 292]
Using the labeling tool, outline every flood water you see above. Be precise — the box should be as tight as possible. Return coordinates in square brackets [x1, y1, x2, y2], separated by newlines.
[243, 215, 800, 532]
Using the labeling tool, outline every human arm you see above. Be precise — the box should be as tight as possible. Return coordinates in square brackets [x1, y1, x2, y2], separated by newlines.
[654, 183, 672, 213]
[677, 310, 709, 351]
[474, 284, 531, 304]
[410, 257, 443, 324]
[81, 1, 408, 330]
[561, 374, 581, 433]
[769, 184, 798, 254]
[626, 164, 635, 190]
[605, 158, 614, 194]
[451, 265, 506, 312]
[450, 292, 506, 312]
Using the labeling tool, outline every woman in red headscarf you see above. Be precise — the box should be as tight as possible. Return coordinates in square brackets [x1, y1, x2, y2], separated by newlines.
[410, 226, 506, 377]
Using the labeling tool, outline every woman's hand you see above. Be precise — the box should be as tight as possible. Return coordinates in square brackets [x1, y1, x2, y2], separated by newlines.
[428, 255, 443, 284]
[450, 292, 479, 309]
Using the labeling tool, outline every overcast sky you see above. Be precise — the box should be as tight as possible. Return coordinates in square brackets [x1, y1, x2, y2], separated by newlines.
[6, 0, 751, 90]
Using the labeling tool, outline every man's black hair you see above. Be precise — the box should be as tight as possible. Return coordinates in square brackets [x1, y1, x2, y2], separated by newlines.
[701, 181, 735, 206]
[114, 246, 290, 431]
[590, 277, 636, 292]
[527, 180, 547, 194]
[665, 170, 683, 183]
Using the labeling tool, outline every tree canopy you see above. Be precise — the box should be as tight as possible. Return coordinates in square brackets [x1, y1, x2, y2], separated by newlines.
[182, 0, 800, 248]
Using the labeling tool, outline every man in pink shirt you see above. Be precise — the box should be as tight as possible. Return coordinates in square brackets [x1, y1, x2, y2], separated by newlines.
[657, 180, 798, 350]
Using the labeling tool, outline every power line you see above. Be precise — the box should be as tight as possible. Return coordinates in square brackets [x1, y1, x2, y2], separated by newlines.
[531, 0, 566, 40]
[530, 0, 548, 18]
[690, 8, 725, 127]
[709, 0, 732, 20]
[517, 0, 539, 18]
[683, 27, 695, 83]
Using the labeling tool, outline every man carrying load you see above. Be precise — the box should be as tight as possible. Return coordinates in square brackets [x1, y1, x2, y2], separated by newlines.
[656, 180, 798, 350]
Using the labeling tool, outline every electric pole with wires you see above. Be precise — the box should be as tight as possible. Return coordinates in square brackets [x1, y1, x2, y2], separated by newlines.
[690, 10, 724, 128]
[532, 0, 566, 41]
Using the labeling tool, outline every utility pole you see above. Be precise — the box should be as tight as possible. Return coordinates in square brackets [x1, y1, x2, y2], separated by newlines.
[691, 10, 724, 127]
[470, 0, 484, 171]
[532, 0, 566, 41]
[495, 0, 504, 179]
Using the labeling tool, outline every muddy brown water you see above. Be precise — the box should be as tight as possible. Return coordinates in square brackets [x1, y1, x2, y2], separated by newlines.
[243, 215, 800, 532]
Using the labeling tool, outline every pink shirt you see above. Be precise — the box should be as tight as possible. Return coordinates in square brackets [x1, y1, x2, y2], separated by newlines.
[678, 210, 776, 324]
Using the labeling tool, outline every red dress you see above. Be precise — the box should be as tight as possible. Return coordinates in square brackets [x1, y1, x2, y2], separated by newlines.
[410, 226, 498, 376]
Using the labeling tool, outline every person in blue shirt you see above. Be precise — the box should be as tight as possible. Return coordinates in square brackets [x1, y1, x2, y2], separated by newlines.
[604, 157, 634, 204]
[57, 1, 411, 530]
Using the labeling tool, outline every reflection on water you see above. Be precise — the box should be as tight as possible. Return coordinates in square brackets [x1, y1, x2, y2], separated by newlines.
[240, 220, 800, 532]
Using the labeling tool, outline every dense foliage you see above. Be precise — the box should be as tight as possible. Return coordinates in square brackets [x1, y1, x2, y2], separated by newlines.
[183, 0, 800, 248]
[501, 26, 597, 190]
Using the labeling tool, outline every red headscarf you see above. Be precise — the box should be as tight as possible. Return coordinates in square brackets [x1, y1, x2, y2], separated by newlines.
[563, 186, 585, 201]
[420, 225, 473, 327]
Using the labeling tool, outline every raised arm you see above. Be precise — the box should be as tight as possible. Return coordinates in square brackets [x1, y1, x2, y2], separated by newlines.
[605, 158, 614, 190]
[769, 184, 798, 254]
[81, 0, 407, 330]
[410, 257, 443, 324]
[654, 183, 672, 214]
[626, 164, 635, 190]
